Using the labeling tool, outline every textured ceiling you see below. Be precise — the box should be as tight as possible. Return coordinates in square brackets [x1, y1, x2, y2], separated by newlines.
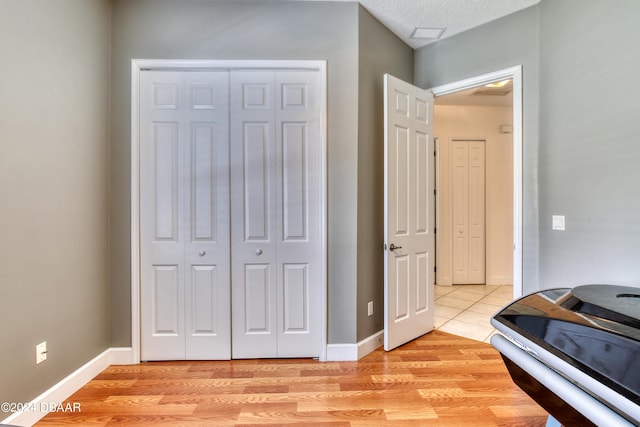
[340, 0, 540, 49]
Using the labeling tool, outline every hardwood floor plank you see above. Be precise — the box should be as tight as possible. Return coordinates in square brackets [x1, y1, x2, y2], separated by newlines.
[37, 331, 547, 426]
[236, 409, 387, 424]
[489, 404, 549, 418]
[106, 415, 238, 426]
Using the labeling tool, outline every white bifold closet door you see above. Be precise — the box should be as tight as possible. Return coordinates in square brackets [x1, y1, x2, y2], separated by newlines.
[140, 68, 321, 361]
[451, 140, 485, 285]
[230, 71, 322, 359]
[140, 70, 231, 360]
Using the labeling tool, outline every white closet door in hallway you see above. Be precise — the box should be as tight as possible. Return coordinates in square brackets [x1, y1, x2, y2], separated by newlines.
[140, 68, 322, 361]
[451, 140, 485, 284]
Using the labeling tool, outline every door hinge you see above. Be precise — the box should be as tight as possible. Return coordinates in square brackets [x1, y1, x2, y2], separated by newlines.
[434, 227, 437, 234]
[434, 266, 437, 273]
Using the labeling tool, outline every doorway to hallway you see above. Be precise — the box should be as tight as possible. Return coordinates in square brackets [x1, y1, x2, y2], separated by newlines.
[430, 66, 522, 340]
[431, 66, 522, 297]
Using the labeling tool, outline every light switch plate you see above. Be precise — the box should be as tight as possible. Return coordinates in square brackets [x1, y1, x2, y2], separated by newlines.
[36, 341, 47, 364]
[552, 215, 565, 231]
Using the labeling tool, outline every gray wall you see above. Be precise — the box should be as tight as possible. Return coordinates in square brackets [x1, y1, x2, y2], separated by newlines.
[414, 5, 541, 294]
[416, 0, 640, 292]
[537, 0, 640, 286]
[9, 0, 639, 413]
[356, 8, 413, 341]
[0, 0, 111, 411]
[109, 0, 361, 345]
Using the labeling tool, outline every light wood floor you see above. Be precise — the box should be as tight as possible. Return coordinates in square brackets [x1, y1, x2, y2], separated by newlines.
[38, 331, 548, 426]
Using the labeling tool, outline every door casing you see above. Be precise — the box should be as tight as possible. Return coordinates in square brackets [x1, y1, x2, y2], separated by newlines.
[131, 59, 328, 362]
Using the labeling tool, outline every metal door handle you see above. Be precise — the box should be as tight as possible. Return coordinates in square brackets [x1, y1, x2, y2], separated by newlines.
[256, 249, 263, 256]
[199, 250, 206, 256]
[389, 243, 402, 251]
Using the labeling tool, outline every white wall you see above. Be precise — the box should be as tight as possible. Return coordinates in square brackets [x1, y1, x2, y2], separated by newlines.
[435, 105, 513, 286]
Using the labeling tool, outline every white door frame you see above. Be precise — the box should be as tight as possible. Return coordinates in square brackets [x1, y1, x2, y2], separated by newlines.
[431, 65, 523, 298]
[130, 59, 328, 362]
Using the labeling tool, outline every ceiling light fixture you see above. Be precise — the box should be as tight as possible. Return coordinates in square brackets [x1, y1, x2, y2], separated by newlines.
[485, 79, 511, 88]
[410, 27, 446, 40]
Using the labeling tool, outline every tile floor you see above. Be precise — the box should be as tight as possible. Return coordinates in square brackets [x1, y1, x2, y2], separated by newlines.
[435, 284, 514, 343]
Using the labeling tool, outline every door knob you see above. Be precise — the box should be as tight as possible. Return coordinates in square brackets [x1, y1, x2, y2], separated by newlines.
[389, 243, 402, 251]
[256, 249, 263, 256]
[199, 250, 206, 256]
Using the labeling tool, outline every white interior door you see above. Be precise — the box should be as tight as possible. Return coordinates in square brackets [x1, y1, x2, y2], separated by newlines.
[384, 74, 435, 351]
[230, 70, 322, 359]
[452, 140, 485, 284]
[140, 70, 231, 360]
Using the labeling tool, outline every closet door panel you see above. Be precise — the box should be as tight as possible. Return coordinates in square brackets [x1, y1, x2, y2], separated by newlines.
[275, 71, 322, 357]
[230, 71, 278, 358]
[141, 71, 231, 361]
[184, 72, 231, 360]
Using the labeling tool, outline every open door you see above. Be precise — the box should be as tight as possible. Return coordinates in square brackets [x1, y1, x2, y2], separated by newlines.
[384, 74, 435, 351]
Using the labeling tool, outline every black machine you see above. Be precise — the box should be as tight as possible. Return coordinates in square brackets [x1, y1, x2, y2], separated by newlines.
[491, 284, 640, 426]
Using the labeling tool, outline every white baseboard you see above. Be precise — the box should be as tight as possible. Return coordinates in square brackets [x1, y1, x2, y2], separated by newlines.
[326, 330, 384, 361]
[325, 343, 357, 361]
[487, 276, 513, 286]
[357, 330, 384, 359]
[108, 347, 136, 365]
[2, 347, 133, 427]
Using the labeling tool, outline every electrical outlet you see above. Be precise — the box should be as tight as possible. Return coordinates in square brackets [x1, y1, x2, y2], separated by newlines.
[36, 341, 47, 364]
[367, 301, 374, 316]
[552, 215, 565, 231]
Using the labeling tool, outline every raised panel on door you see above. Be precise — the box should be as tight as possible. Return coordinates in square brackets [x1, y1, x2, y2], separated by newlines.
[392, 125, 410, 238]
[281, 123, 307, 241]
[152, 123, 179, 241]
[152, 265, 180, 334]
[230, 71, 278, 358]
[244, 264, 273, 334]
[275, 71, 322, 357]
[282, 264, 308, 331]
[146, 264, 185, 360]
[243, 122, 271, 240]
